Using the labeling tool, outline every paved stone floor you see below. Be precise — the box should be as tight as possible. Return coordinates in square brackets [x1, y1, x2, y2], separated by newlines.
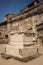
[0, 44, 43, 65]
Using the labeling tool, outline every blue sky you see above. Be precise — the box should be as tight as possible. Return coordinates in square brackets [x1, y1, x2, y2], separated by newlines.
[0, 0, 34, 22]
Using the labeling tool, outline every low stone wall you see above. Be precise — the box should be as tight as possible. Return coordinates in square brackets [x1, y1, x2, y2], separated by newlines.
[0, 39, 8, 44]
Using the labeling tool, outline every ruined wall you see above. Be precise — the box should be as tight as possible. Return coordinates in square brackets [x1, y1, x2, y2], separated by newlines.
[7, 13, 43, 32]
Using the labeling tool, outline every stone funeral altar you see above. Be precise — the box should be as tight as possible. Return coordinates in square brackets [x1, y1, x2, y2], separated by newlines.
[4, 30, 38, 59]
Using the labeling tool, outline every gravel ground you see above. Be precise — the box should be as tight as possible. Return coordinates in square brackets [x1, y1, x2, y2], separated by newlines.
[0, 44, 43, 65]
